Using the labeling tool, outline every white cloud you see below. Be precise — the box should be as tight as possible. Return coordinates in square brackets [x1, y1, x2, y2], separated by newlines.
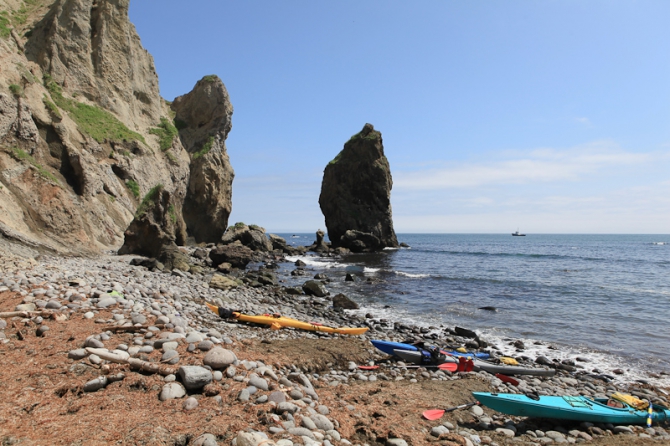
[575, 117, 591, 126]
[394, 141, 652, 190]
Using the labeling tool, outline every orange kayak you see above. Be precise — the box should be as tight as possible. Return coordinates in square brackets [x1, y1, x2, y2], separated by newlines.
[206, 303, 369, 335]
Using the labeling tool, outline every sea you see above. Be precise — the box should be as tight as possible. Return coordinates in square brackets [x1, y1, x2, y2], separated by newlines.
[274, 233, 670, 386]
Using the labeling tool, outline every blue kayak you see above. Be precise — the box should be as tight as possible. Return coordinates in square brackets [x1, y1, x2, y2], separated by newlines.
[473, 392, 670, 425]
[371, 339, 490, 359]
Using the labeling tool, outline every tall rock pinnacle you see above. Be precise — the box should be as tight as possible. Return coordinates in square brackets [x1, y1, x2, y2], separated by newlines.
[319, 123, 398, 252]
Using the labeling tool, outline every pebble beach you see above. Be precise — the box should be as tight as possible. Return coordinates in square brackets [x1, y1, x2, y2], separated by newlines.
[1, 247, 669, 446]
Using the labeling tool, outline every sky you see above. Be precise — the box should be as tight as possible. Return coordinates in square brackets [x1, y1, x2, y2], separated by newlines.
[129, 1, 670, 234]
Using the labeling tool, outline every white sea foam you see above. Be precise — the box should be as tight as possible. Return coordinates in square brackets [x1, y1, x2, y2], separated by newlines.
[285, 255, 348, 269]
[394, 271, 429, 278]
[652, 242, 667, 245]
[364, 267, 380, 273]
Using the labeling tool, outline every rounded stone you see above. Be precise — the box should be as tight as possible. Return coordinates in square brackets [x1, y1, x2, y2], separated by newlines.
[203, 347, 237, 370]
[178, 365, 213, 390]
[182, 396, 199, 411]
[160, 382, 186, 401]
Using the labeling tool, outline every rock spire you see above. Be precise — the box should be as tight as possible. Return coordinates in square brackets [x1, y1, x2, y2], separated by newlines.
[318, 123, 398, 252]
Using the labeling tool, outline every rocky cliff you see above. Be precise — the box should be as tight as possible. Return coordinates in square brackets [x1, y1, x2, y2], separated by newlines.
[319, 123, 398, 252]
[0, 0, 233, 256]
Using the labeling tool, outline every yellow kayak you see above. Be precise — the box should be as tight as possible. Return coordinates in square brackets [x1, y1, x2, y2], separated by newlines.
[205, 303, 369, 335]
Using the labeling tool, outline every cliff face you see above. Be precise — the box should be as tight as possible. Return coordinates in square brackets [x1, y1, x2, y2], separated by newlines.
[0, 0, 234, 256]
[319, 123, 398, 252]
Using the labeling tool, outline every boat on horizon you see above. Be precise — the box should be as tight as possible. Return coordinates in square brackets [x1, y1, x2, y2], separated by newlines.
[512, 230, 526, 236]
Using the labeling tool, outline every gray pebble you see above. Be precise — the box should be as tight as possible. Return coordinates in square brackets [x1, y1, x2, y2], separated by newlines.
[182, 396, 199, 411]
[84, 376, 108, 392]
[161, 349, 180, 365]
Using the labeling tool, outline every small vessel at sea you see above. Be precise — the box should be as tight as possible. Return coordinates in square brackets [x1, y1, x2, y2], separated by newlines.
[512, 229, 526, 236]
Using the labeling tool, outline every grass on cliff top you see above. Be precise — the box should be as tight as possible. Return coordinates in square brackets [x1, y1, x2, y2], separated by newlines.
[43, 74, 146, 145]
[149, 117, 178, 151]
[135, 184, 163, 218]
[8, 146, 60, 185]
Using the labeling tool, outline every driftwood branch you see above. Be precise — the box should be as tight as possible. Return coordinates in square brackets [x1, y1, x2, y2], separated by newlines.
[128, 358, 177, 376]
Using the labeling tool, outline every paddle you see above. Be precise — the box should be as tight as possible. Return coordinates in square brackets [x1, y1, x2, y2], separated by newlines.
[358, 362, 458, 372]
[422, 401, 480, 420]
[495, 373, 520, 386]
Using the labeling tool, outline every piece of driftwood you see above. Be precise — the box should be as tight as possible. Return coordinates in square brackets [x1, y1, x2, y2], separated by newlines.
[85, 347, 130, 364]
[127, 358, 177, 376]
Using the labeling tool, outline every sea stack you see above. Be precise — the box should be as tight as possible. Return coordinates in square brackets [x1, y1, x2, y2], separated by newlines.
[319, 123, 398, 252]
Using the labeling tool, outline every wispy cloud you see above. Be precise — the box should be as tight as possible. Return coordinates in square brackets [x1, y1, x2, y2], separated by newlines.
[575, 117, 591, 126]
[394, 141, 652, 190]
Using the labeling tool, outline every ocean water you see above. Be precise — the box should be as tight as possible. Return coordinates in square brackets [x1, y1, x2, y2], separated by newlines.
[277, 233, 670, 384]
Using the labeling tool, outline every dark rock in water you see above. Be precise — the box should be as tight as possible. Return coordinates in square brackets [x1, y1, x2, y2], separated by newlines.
[284, 287, 303, 295]
[332, 293, 359, 310]
[612, 368, 625, 375]
[314, 273, 329, 281]
[465, 340, 479, 349]
[307, 229, 330, 253]
[290, 269, 306, 276]
[221, 223, 272, 252]
[513, 340, 525, 350]
[295, 259, 306, 267]
[475, 337, 488, 348]
[477, 306, 497, 312]
[399, 242, 410, 248]
[454, 326, 477, 339]
[339, 230, 383, 253]
[535, 356, 553, 366]
[319, 124, 398, 252]
[302, 280, 328, 297]
[209, 243, 254, 269]
[557, 363, 577, 372]
[345, 273, 356, 282]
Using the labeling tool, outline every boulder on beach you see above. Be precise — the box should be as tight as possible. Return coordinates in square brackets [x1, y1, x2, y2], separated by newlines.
[333, 293, 359, 309]
[221, 223, 272, 251]
[208, 242, 255, 269]
[319, 123, 398, 252]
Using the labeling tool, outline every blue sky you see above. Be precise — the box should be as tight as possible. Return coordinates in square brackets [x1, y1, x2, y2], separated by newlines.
[129, 1, 670, 234]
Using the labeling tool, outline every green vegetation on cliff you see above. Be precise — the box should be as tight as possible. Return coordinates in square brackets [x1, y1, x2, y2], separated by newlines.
[125, 180, 140, 198]
[8, 147, 60, 185]
[43, 74, 146, 145]
[149, 117, 178, 150]
[192, 136, 214, 160]
[0, 12, 11, 38]
[135, 184, 163, 217]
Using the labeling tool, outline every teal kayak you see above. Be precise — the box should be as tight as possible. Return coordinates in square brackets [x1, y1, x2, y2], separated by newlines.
[472, 392, 670, 425]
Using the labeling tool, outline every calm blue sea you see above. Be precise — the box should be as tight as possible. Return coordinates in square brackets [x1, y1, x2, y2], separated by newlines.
[277, 233, 670, 382]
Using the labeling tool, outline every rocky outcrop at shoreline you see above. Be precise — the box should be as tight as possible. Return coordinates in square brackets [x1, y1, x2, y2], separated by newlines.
[1, 248, 668, 445]
[319, 124, 398, 253]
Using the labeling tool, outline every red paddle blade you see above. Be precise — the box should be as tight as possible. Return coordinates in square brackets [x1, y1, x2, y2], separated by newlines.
[495, 373, 519, 386]
[358, 365, 379, 370]
[438, 362, 458, 372]
[422, 409, 445, 420]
